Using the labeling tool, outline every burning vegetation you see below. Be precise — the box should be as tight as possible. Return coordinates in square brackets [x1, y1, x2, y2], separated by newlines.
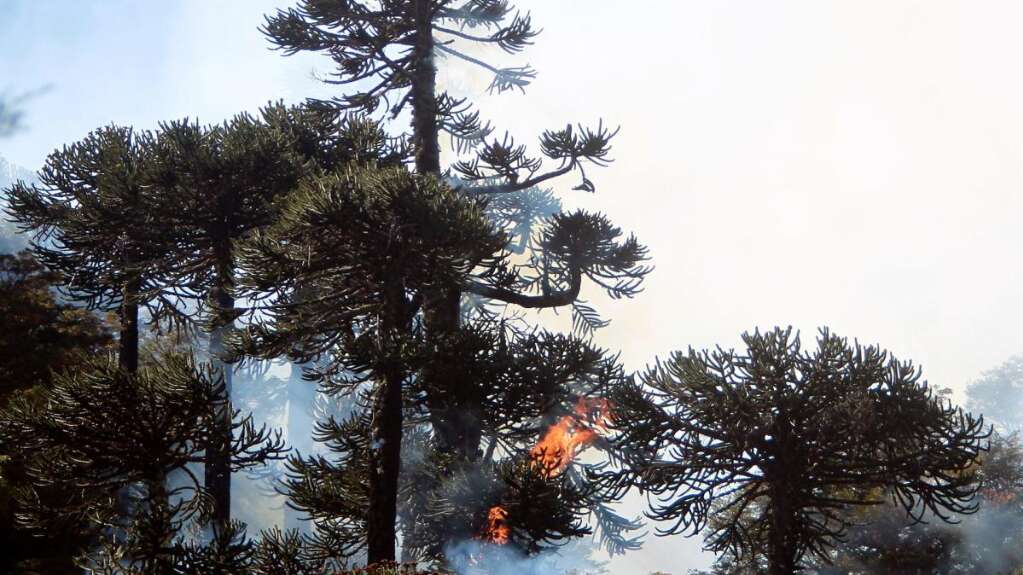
[480, 397, 613, 545]
[530, 397, 613, 479]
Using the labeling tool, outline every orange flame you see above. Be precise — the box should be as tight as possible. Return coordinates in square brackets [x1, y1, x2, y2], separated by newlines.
[481, 505, 510, 545]
[529, 397, 612, 478]
[478, 397, 612, 546]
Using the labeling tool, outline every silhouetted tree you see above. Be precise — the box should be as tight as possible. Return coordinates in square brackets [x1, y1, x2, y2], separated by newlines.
[811, 432, 1023, 575]
[601, 327, 990, 575]
[0, 250, 112, 402]
[232, 159, 501, 562]
[0, 353, 286, 573]
[262, 0, 629, 465]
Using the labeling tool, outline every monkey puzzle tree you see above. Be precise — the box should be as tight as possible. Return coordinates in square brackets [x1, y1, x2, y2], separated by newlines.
[231, 160, 503, 563]
[601, 327, 990, 575]
[0, 250, 113, 574]
[144, 105, 325, 530]
[809, 432, 1023, 575]
[0, 353, 287, 573]
[0, 250, 112, 403]
[3, 125, 169, 374]
[263, 2, 650, 560]
[262, 0, 634, 459]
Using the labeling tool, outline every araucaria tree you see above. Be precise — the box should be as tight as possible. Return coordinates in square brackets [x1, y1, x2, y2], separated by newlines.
[232, 156, 502, 562]
[262, 0, 650, 564]
[4, 126, 167, 374]
[0, 353, 286, 573]
[144, 106, 315, 529]
[602, 327, 989, 575]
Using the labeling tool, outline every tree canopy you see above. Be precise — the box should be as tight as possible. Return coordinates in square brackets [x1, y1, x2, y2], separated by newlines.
[601, 327, 990, 575]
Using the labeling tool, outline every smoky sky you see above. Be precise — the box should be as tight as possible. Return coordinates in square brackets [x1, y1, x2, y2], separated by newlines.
[4, 1, 1023, 573]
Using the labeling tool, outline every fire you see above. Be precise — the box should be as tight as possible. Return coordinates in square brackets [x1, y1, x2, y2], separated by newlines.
[529, 397, 612, 478]
[481, 505, 510, 545]
[478, 397, 612, 546]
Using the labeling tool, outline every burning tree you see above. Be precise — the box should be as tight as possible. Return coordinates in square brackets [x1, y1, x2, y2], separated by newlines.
[230, 152, 504, 562]
[600, 327, 990, 575]
[261, 0, 650, 563]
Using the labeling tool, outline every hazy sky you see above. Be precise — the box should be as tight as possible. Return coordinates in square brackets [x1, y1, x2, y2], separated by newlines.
[4, 1, 1023, 573]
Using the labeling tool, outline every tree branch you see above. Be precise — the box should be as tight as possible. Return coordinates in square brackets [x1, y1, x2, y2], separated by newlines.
[464, 267, 580, 308]
[461, 162, 574, 195]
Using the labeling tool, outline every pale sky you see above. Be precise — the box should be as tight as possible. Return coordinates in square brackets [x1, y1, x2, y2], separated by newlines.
[4, 2, 1023, 573]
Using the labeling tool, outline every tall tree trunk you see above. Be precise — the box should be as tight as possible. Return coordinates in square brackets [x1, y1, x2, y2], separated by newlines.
[205, 246, 234, 529]
[411, 0, 440, 178]
[366, 282, 406, 564]
[408, 4, 486, 560]
[768, 430, 798, 575]
[410, 0, 484, 464]
[285, 360, 314, 534]
[119, 278, 140, 373]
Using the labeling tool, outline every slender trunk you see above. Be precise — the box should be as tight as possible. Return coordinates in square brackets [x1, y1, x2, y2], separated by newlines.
[366, 282, 406, 564]
[366, 362, 403, 563]
[411, 0, 440, 177]
[285, 361, 314, 534]
[119, 278, 140, 373]
[205, 245, 234, 529]
[142, 472, 174, 573]
[408, 0, 486, 556]
[768, 417, 798, 575]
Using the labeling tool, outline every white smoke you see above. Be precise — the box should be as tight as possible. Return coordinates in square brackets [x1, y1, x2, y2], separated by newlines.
[444, 538, 608, 575]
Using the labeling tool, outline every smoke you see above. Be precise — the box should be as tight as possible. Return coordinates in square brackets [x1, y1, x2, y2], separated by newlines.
[444, 538, 608, 575]
[954, 502, 1023, 574]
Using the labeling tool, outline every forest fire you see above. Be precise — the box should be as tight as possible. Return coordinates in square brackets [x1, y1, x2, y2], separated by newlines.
[479, 397, 613, 545]
[529, 396, 613, 478]
[481, 505, 510, 545]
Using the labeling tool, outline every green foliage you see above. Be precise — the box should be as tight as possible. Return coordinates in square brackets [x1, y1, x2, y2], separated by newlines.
[261, 1, 652, 562]
[4, 125, 167, 314]
[235, 165, 502, 362]
[802, 432, 1023, 575]
[0, 353, 287, 571]
[0, 249, 113, 574]
[0, 250, 113, 401]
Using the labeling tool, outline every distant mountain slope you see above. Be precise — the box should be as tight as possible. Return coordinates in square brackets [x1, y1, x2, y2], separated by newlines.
[0, 154, 35, 253]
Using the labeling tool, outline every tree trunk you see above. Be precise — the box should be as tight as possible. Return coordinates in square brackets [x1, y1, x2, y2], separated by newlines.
[366, 362, 404, 563]
[205, 247, 234, 529]
[406, 0, 487, 556]
[411, 0, 441, 177]
[768, 494, 798, 575]
[285, 360, 314, 534]
[118, 279, 140, 373]
[366, 282, 406, 564]
[410, 0, 485, 464]
[142, 472, 174, 573]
